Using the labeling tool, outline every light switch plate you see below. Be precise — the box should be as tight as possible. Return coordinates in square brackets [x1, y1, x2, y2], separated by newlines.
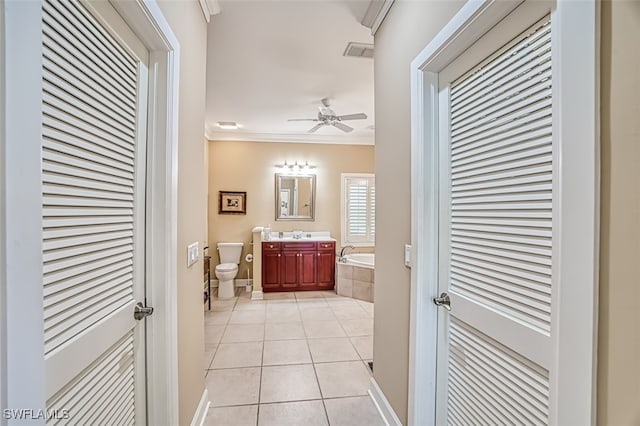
[404, 244, 412, 268]
[187, 242, 199, 267]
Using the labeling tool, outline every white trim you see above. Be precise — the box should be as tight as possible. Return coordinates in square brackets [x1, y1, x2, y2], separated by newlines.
[209, 278, 252, 288]
[198, 0, 220, 24]
[368, 378, 402, 426]
[251, 290, 264, 301]
[190, 389, 210, 426]
[206, 129, 374, 146]
[0, 4, 7, 422]
[552, 2, 600, 423]
[108, 2, 181, 424]
[361, 0, 395, 35]
[3, 1, 47, 416]
[409, 1, 599, 425]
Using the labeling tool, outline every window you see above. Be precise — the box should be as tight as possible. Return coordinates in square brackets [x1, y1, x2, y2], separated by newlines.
[341, 173, 375, 246]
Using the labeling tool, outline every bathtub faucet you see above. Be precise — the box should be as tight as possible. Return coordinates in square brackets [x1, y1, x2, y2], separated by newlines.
[339, 245, 355, 261]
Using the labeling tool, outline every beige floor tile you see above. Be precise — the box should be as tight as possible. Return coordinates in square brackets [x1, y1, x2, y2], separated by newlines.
[262, 339, 311, 366]
[229, 309, 266, 324]
[203, 347, 216, 370]
[307, 338, 360, 363]
[211, 298, 237, 311]
[295, 291, 327, 299]
[206, 367, 261, 407]
[205, 325, 226, 345]
[205, 310, 232, 325]
[303, 320, 347, 339]
[332, 306, 369, 321]
[322, 291, 341, 298]
[325, 299, 363, 309]
[233, 300, 267, 311]
[221, 324, 265, 343]
[205, 405, 258, 426]
[258, 400, 328, 426]
[264, 322, 306, 341]
[324, 396, 385, 426]
[260, 364, 321, 403]
[349, 336, 373, 360]
[210, 341, 263, 369]
[300, 307, 336, 322]
[315, 361, 371, 398]
[264, 292, 296, 301]
[266, 305, 301, 323]
[296, 299, 329, 309]
[339, 318, 374, 337]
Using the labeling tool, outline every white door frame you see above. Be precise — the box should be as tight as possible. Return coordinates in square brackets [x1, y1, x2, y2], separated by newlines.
[1, 1, 180, 424]
[408, 1, 600, 425]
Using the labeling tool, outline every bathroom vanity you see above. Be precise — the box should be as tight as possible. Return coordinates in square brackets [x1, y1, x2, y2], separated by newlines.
[262, 240, 335, 292]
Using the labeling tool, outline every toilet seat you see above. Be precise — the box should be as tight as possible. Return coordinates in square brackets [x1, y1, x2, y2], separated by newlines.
[215, 263, 238, 273]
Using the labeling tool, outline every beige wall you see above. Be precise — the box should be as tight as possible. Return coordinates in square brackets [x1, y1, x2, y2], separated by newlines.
[598, 1, 640, 424]
[157, 2, 208, 425]
[207, 141, 374, 278]
[373, 1, 464, 422]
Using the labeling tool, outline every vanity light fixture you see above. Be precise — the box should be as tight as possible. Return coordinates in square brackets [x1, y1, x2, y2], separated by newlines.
[216, 121, 241, 130]
[278, 160, 316, 175]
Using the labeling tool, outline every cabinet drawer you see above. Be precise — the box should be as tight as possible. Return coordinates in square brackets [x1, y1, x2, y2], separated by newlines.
[262, 242, 281, 251]
[282, 241, 316, 251]
[317, 241, 335, 251]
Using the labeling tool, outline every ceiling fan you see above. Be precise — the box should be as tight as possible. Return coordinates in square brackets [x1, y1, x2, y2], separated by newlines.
[288, 98, 367, 133]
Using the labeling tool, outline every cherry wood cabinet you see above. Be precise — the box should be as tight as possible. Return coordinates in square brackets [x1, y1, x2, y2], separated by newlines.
[262, 241, 335, 292]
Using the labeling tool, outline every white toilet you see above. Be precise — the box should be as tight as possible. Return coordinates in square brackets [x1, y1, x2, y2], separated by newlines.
[215, 242, 243, 299]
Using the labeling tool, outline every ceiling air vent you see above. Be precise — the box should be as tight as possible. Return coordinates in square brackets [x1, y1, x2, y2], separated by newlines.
[343, 42, 374, 59]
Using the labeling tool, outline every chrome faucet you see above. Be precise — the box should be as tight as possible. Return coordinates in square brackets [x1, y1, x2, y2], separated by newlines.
[339, 245, 355, 260]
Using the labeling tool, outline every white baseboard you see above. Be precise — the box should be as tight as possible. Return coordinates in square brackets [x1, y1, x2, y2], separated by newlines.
[251, 290, 264, 300]
[190, 388, 210, 426]
[369, 377, 402, 426]
[209, 279, 252, 288]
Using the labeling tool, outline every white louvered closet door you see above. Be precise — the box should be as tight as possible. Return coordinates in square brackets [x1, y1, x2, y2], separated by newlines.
[435, 5, 555, 425]
[42, 0, 149, 423]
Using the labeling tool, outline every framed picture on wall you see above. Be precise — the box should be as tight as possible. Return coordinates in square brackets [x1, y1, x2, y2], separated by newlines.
[219, 191, 247, 215]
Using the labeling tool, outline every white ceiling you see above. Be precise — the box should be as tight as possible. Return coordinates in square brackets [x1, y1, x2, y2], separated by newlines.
[205, 1, 375, 145]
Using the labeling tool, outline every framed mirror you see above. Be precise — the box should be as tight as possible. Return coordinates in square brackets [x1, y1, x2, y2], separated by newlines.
[275, 173, 316, 221]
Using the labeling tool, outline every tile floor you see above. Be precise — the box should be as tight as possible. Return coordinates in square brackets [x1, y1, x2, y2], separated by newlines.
[203, 290, 384, 426]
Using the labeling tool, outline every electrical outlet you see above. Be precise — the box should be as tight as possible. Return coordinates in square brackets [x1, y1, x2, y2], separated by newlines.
[187, 242, 199, 267]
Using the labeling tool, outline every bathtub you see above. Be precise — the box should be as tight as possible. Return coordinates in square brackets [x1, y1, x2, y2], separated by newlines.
[341, 253, 375, 269]
[336, 253, 375, 302]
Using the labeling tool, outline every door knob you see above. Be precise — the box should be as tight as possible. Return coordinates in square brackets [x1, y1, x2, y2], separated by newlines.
[134, 302, 154, 320]
[433, 292, 451, 311]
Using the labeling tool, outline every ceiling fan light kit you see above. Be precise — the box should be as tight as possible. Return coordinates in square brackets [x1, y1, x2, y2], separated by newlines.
[288, 98, 368, 133]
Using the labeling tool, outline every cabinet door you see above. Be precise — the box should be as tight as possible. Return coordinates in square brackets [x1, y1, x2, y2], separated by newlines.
[299, 250, 318, 289]
[280, 251, 300, 289]
[317, 242, 336, 289]
[262, 251, 282, 290]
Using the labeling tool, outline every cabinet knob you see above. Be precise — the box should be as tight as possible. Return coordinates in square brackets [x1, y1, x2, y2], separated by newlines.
[278, 253, 281, 257]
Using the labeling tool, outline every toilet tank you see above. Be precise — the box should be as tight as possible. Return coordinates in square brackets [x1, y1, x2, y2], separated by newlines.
[217, 242, 243, 264]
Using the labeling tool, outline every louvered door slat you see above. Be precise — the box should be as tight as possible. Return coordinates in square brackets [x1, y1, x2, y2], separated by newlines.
[42, 44, 136, 124]
[47, 333, 135, 426]
[451, 21, 550, 105]
[44, 1, 137, 91]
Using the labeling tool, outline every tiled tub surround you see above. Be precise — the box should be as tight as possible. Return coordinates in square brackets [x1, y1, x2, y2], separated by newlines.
[336, 262, 374, 303]
[203, 290, 383, 426]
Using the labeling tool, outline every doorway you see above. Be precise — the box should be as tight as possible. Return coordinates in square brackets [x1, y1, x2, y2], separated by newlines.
[409, 0, 599, 424]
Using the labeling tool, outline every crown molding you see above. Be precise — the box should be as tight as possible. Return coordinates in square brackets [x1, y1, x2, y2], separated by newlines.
[198, 0, 220, 23]
[361, 0, 395, 35]
[205, 130, 374, 146]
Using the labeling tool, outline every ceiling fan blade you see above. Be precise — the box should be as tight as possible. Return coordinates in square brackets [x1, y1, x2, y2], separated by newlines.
[337, 113, 367, 121]
[288, 118, 318, 122]
[308, 123, 324, 133]
[332, 122, 353, 133]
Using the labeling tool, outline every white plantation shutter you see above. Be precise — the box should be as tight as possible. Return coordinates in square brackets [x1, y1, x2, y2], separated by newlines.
[342, 174, 375, 246]
[442, 16, 553, 424]
[41, 0, 147, 422]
